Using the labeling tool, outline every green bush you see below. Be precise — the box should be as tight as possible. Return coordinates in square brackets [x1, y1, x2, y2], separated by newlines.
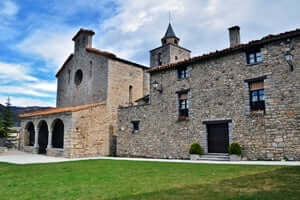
[189, 142, 204, 155]
[228, 143, 242, 155]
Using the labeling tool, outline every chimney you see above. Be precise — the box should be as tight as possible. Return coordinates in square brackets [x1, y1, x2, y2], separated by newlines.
[72, 28, 95, 54]
[228, 26, 240, 47]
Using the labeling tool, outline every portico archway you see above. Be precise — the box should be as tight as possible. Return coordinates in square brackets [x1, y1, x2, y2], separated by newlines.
[38, 120, 49, 154]
[25, 122, 35, 146]
[51, 119, 64, 148]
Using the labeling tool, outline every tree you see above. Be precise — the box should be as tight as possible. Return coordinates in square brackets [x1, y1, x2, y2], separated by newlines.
[0, 97, 13, 138]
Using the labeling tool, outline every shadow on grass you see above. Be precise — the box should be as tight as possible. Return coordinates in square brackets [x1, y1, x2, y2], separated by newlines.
[112, 167, 300, 200]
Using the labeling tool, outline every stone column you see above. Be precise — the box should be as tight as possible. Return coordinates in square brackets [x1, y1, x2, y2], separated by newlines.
[47, 125, 52, 149]
[34, 126, 39, 148]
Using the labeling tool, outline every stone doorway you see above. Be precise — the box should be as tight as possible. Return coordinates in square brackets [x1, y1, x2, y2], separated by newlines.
[38, 121, 49, 154]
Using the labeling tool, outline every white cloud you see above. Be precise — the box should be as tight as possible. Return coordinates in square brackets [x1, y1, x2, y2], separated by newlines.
[0, 62, 38, 82]
[0, 61, 57, 106]
[95, 0, 300, 65]
[0, 0, 18, 17]
[17, 26, 76, 69]
[0, 85, 53, 97]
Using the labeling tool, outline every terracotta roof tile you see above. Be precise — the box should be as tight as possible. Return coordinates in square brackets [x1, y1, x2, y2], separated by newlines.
[148, 28, 300, 73]
[86, 47, 148, 69]
[19, 102, 105, 118]
[86, 48, 117, 58]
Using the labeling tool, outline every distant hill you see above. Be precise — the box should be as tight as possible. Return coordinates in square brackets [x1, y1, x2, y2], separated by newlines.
[0, 104, 52, 127]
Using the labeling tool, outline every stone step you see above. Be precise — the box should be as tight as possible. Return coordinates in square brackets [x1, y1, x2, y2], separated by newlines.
[199, 154, 230, 161]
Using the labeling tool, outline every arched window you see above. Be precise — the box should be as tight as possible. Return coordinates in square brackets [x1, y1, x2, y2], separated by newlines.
[25, 122, 35, 146]
[52, 119, 64, 149]
[129, 85, 133, 104]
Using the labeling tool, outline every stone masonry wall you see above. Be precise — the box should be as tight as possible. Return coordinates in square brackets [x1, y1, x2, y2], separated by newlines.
[118, 36, 300, 160]
[105, 59, 146, 136]
[70, 103, 111, 158]
[150, 44, 190, 67]
[56, 49, 109, 108]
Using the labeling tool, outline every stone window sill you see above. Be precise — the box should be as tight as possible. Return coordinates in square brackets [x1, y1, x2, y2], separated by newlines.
[177, 77, 190, 81]
[250, 110, 265, 115]
[177, 116, 190, 122]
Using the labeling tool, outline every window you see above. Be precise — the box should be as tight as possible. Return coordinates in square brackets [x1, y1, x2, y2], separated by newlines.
[175, 56, 178, 60]
[68, 69, 71, 83]
[131, 121, 140, 132]
[178, 92, 189, 119]
[129, 85, 133, 104]
[249, 81, 265, 111]
[89, 61, 93, 77]
[177, 67, 189, 79]
[247, 49, 262, 64]
[74, 69, 83, 86]
[158, 53, 162, 65]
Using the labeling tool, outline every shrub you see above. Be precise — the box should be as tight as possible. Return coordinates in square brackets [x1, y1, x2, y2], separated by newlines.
[189, 142, 204, 155]
[228, 143, 242, 155]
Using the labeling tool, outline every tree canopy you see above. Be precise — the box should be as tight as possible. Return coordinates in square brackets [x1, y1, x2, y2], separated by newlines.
[0, 97, 13, 138]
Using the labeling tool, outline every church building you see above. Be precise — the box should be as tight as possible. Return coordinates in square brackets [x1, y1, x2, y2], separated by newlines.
[20, 23, 300, 160]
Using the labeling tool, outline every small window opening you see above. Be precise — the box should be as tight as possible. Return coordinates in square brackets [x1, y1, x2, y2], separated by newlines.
[131, 121, 140, 132]
[68, 69, 71, 83]
[175, 56, 178, 60]
[247, 48, 263, 64]
[158, 53, 162, 65]
[74, 69, 83, 86]
[129, 85, 133, 104]
[89, 61, 93, 77]
[177, 67, 189, 79]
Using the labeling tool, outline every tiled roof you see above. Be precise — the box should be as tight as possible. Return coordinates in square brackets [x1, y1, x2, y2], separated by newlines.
[148, 28, 300, 73]
[86, 47, 148, 69]
[19, 102, 105, 118]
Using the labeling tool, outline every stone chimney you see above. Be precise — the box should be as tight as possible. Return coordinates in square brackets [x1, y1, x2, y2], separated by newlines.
[72, 28, 95, 54]
[228, 26, 240, 47]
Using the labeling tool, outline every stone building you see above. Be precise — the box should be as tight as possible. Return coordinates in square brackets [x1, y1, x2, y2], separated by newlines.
[19, 29, 149, 158]
[117, 25, 300, 161]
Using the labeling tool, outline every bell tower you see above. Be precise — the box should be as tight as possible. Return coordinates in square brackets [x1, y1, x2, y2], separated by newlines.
[150, 23, 191, 67]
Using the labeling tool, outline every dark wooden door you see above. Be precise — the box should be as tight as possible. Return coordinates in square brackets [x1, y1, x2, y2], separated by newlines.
[207, 123, 229, 153]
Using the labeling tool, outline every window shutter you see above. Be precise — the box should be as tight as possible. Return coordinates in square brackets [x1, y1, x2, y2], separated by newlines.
[249, 81, 264, 91]
[179, 93, 188, 100]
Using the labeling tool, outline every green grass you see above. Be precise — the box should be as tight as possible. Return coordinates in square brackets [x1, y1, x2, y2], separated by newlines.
[0, 160, 299, 200]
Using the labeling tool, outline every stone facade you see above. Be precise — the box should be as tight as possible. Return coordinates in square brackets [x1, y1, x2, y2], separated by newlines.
[150, 44, 191, 67]
[19, 29, 148, 158]
[117, 29, 300, 161]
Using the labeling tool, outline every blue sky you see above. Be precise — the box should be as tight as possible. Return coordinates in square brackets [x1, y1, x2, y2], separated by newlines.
[0, 0, 300, 107]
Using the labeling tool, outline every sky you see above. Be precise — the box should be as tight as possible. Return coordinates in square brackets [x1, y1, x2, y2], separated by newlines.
[0, 0, 300, 107]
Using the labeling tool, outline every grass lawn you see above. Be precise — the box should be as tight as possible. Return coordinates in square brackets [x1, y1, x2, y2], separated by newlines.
[0, 160, 300, 200]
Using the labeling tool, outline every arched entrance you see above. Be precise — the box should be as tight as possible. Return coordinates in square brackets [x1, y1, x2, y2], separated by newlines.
[52, 119, 64, 148]
[38, 121, 49, 154]
[25, 122, 35, 146]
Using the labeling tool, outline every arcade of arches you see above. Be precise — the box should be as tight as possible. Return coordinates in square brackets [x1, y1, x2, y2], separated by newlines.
[24, 119, 64, 154]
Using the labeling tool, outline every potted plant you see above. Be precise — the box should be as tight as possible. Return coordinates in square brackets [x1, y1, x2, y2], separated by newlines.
[189, 142, 204, 160]
[228, 143, 242, 161]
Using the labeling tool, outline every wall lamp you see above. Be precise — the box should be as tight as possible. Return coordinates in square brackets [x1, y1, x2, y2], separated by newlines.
[284, 51, 294, 72]
[152, 80, 163, 93]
